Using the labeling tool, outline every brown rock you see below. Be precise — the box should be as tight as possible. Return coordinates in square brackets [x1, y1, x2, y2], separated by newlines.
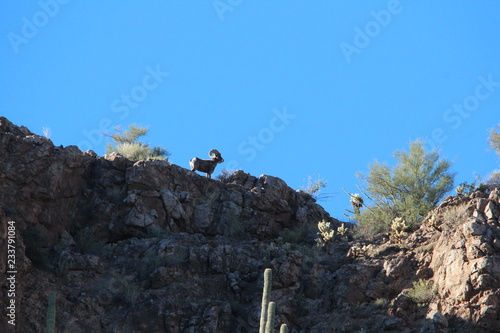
[3, 117, 500, 332]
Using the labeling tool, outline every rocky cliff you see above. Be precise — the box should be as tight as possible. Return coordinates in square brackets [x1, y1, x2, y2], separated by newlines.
[1, 117, 500, 332]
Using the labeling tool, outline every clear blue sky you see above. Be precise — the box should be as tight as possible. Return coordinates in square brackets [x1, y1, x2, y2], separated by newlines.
[2, 1, 500, 220]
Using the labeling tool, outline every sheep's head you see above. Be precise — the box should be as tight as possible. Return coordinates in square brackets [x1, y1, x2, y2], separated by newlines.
[208, 149, 224, 163]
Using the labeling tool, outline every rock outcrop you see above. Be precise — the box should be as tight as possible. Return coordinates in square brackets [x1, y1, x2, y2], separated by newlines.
[428, 192, 500, 331]
[1, 116, 500, 332]
[0, 117, 337, 332]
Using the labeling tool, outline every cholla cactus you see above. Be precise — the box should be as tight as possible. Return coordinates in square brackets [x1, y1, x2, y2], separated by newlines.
[348, 244, 369, 258]
[318, 221, 332, 234]
[337, 223, 348, 237]
[281, 243, 291, 252]
[427, 214, 441, 231]
[455, 181, 480, 196]
[390, 217, 408, 242]
[316, 221, 335, 247]
[350, 193, 364, 214]
[267, 243, 280, 256]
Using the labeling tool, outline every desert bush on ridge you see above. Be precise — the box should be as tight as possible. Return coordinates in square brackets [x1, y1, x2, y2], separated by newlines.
[105, 124, 169, 161]
[352, 140, 455, 235]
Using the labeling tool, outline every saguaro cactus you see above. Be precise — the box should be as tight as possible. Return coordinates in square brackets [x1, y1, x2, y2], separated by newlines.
[259, 268, 273, 333]
[259, 269, 289, 333]
[46, 291, 56, 333]
[280, 324, 289, 333]
[265, 301, 276, 333]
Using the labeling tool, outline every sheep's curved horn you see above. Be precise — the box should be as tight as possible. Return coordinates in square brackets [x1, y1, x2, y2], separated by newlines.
[209, 149, 221, 157]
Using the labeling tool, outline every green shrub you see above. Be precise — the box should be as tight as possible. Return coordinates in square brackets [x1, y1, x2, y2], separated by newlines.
[489, 124, 500, 156]
[406, 279, 437, 306]
[216, 169, 234, 183]
[302, 175, 332, 200]
[486, 172, 500, 190]
[356, 140, 455, 234]
[456, 179, 489, 196]
[487, 125, 500, 190]
[283, 225, 310, 244]
[105, 124, 170, 161]
[373, 298, 388, 309]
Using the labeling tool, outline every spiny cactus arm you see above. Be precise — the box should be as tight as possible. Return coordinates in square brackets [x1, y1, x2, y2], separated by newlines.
[317, 221, 331, 233]
[259, 268, 272, 333]
[265, 301, 276, 333]
[280, 323, 289, 333]
[337, 223, 348, 236]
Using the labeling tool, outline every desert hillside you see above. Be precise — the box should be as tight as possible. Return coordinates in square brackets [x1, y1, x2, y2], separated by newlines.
[1, 117, 500, 332]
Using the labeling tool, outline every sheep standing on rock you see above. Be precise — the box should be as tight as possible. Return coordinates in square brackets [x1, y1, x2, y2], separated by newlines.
[189, 149, 224, 178]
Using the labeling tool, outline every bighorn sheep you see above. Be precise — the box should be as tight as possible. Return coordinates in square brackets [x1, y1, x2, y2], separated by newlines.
[189, 149, 224, 178]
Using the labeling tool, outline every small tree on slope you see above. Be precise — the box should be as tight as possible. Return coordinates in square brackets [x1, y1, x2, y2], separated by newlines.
[487, 124, 500, 189]
[356, 140, 455, 233]
[489, 124, 500, 156]
[105, 124, 170, 161]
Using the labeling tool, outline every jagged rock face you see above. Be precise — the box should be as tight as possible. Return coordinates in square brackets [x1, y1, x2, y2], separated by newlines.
[375, 192, 500, 332]
[2, 116, 500, 332]
[0, 117, 333, 244]
[0, 117, 337, 332]
[427, 193, 500, 331]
